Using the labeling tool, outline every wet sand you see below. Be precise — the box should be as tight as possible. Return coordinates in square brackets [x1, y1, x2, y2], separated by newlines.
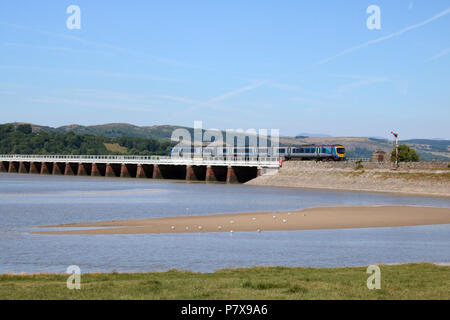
[34, 205, 450, 235]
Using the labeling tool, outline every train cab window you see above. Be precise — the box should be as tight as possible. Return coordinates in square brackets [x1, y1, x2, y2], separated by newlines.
[279, 148, 285, 154]
[336, 147, 346, 154]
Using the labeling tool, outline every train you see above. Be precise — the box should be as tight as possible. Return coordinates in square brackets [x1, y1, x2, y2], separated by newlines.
[171, 144, 346, 161]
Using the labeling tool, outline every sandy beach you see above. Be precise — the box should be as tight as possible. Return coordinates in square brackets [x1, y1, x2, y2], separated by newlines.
[35, 205, 450, 235]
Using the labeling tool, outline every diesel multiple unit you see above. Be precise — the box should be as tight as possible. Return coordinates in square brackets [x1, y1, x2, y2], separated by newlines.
[171, 145, 346, 161]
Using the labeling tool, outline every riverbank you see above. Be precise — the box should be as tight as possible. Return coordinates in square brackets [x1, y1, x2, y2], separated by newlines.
[247, 162, 450, 197]
[1, 263, 448, 299]
[35, 205, 450, 235]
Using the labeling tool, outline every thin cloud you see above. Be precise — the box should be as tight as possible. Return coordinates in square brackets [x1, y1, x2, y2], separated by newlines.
[428, 47, 450, 61]
[0, 65, 174, 81]
[27, 96, 156, 113]
[0, 21, 204, 69]
[314, 7, 450, 66]
[208, 82, 266, 103]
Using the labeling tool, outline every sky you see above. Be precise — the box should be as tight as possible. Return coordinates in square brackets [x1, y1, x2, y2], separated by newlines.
[0, 0, 449, 139]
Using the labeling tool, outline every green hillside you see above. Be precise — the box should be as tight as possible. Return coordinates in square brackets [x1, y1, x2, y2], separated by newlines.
[0, 124, 173, 155]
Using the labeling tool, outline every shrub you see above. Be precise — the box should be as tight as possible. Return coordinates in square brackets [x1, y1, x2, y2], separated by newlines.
[391, 145, 420, 162]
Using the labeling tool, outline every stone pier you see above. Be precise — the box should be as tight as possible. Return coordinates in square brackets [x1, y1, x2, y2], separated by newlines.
[8, 162, 18, 173]
[185, 165, 197, 181]
[152, 164, 162, 179]
[52, 162, 63, 175]
[226, 166, 238, 184]
[64, 163, 76, 176]
[18, 162, 29, 174]
[105, 163, 115, 177]
[0, 162, 7, 173]
[205, 165, 217, 182]
[91, 163, 101, 177]
[29, 162, 40, 174]
[136, 164, 146, 178]
[40, 162, 51, 175]
[77, 163, 88, 176]
[120, 163, 130, 178]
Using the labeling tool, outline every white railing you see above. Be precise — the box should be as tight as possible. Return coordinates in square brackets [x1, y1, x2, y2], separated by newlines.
[0, 154, 280, 168]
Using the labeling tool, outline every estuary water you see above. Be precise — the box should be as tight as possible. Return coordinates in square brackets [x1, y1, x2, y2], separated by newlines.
[0, 173, 449, 273]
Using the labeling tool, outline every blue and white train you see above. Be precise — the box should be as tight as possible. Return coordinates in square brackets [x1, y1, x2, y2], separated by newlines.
[171, 145, 346, 161]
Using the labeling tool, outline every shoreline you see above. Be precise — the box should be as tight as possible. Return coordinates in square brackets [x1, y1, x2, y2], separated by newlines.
[246, 163, 450, 198]
[34, 205, 450, 235]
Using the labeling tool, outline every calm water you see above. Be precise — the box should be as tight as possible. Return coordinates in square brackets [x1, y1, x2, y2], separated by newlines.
[0, 173, 449, 273]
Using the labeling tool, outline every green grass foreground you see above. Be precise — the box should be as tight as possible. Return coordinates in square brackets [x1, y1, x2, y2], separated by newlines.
[0, 263, 448, 300]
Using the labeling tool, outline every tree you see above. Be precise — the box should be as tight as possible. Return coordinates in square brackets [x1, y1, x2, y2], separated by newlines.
[391, 144, 420, 162]
[16, 124, 32, 134]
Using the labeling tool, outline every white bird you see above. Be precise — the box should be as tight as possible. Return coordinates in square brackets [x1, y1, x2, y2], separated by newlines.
[198, 225, 203, 230]
[282, 219, 287, 223]
[185, 226, 189, 231]
[230, 230, 234, 234]
[230, 220, 234, 224]
[171, 226, 175, 230]
[252, 217, 256, 221]
[218, 225, 222, 230]
[287, 212, 291, 215]
[257, 229, 261, 233]
[272, 215, 276, 219]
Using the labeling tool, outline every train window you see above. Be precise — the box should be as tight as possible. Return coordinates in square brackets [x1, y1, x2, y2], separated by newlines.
[337, 147, 345, 154]
[279, 148, 285, 153]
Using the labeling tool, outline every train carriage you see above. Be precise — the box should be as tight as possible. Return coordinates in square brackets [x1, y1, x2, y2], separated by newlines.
[171, 144, 346, 161]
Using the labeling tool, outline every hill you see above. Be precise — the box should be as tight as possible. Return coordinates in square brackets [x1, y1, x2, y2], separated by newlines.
[0, 123, 173, 155]
[4, 122, 450, 160]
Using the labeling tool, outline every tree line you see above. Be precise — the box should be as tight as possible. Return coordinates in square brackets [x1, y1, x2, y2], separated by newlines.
[0, 124, 173, 155]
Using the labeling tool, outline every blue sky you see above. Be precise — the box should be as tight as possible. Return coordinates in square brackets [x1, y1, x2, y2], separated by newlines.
[0, 0, 449, 139]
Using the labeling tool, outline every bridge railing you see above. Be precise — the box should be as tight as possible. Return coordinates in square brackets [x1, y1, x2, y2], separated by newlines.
[0, 154, 280, 167]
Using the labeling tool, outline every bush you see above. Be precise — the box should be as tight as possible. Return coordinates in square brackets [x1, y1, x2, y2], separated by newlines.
[391, 145, 420, 162]
[354, 160, 364, 170]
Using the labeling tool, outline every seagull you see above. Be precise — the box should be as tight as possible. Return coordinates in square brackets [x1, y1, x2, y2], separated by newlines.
[218, 225, 222, 230]
[198, 226, 203, 230]
[185, 226, 189, 231]
[252, 217, 256, 221]
[230, 230, 234, 234]
[272, 215, 276, 219]
[282, 219, 287, 223]
[257, 229, 261, 233]
[171, 226, 175, 230]
[230, 220, 234, 224]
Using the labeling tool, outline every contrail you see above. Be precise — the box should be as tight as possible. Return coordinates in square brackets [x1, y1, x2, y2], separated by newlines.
[315, 7, 450, 66]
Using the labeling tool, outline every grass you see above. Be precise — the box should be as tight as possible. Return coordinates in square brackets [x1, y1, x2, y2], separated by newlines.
[0, 263, 448, 300]
[103, 143, 127, 153]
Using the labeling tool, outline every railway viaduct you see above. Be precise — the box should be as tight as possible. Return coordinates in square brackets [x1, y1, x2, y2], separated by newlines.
[0, 155, 280, 183]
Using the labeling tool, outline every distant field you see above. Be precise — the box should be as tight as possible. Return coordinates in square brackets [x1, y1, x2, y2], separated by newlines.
[104, 143, 127, 153]
[1, 263, 448, 300]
